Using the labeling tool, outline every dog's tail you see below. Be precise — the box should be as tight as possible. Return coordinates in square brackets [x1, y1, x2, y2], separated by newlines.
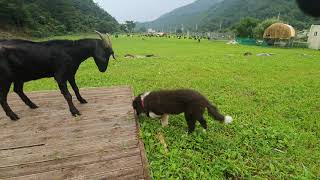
[207, 102, 233, 124]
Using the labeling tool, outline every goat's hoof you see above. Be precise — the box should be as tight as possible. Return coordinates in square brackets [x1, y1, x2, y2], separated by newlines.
[79, 99, 88, 104]
[71, 108, 81, 116]
[72, 113, 81, 117]
[8, 113, 20, 121]
[29, 104, 39, 109]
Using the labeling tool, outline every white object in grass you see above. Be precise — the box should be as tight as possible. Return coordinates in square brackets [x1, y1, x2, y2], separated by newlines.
[224, 116, 233, 124]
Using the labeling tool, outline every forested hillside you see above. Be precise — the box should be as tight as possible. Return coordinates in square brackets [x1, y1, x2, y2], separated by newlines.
[139, 0, 320, 32]
[138, 0, 222, 31]
[201, 0, 320, 31]
[0, 0, 119, 37]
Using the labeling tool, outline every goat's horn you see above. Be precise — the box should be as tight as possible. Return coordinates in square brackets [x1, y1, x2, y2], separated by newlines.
[105, 33, 113, 48]
[95, 30, 110, 48]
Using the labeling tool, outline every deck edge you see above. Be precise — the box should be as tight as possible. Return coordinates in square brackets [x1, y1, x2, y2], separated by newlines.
[130, 87, 152, 180]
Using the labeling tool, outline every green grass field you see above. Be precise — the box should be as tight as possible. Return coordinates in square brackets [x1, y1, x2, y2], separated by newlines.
[24, 35, 320, 179]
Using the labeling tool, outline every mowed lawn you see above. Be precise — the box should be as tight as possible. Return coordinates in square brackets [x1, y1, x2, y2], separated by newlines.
[22, 35, 320, 179]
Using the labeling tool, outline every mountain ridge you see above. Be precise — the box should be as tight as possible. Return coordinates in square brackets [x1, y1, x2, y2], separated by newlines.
[137, 0, 222, 31]
[138, 0, 320, 32]
[201, 0, 319, 31]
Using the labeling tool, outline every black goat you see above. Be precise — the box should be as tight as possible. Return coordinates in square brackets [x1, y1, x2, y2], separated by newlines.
[0, 31, 115, 120]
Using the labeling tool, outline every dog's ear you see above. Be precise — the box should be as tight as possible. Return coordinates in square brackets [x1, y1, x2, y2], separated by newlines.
[132, 97, 137, 107]
[132, 96, 140, 108]
[132, 95, 144, 116]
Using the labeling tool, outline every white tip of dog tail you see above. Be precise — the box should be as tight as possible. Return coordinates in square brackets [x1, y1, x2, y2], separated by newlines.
[224, 116, 233, 124]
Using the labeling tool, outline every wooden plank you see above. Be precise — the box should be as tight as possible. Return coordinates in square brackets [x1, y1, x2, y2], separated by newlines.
[0, 116, 135, 149]
[0, 86, 133, 123]
[6, 94, 127, 103]
[5, 93, 131, 107]
[0, 125, 137, 152]
[4, 155, 143, 179]
[8, 166, 145, 180]
[0, 131, 138, 165]
[0, 105, 135, 130]
[0, 112, 134, 137]
[5, 86, 132, 100]
[79, 166, 145, 180]
[1, 147, 141, 178]
[0, 86, 149, 179]
[0, 99, 132, 121]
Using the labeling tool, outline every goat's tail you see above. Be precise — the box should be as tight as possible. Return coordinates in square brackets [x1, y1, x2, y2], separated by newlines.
[206, 102, 233, 124]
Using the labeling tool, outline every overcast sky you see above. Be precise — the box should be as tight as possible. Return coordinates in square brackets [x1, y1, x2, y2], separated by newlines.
[94, 0, 196, 23]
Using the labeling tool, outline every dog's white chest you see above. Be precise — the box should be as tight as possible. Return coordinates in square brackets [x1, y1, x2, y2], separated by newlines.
[149, 112, 161, 118]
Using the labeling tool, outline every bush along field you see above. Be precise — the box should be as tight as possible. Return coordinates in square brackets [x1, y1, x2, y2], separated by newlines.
[24, 35, 320, 179]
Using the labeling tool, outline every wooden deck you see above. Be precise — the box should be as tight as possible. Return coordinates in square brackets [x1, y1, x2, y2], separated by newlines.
[0, 86, 150, 180]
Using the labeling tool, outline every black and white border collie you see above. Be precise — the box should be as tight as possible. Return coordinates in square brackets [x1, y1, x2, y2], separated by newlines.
[132, 89, 233, 133]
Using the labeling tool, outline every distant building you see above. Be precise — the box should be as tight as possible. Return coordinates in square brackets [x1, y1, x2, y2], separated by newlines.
[147, 28, 156, 33]
[308, 25, 320, 50]
[156, 32, 165, 37]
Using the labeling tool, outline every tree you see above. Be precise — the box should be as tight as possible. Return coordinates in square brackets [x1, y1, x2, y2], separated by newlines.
[138, 26, 147, 33]
[176, 28, 183, 34]
[234, 17, 260, 38]
[0, 0, 31, 29]
[124, 21, 136, 33]
[0, 0, 120, 37]
[253, 18, 281, 39]
[120, 24, 128, 32]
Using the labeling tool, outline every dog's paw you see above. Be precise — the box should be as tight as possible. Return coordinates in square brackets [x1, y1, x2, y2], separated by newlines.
[224, 116, 233, 124]
[202, 129, 207, 134]
[161, 124, 169, 128]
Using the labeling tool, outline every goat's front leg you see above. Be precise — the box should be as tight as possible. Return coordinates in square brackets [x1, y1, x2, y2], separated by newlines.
[1, 81, 19, 120]
[56, 81, 81, 117]
[14, 82, 38, 109]
[68, 77, 87, 104]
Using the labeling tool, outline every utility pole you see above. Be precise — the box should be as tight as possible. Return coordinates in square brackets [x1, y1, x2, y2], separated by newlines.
[277, 12, 281, 20]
